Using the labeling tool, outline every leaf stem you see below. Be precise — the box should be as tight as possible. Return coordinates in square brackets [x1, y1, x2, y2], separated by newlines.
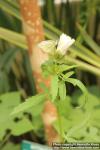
[0, 133, 11, 148]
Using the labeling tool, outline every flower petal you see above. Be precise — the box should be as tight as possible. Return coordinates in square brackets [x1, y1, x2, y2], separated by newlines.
[57, 33, 75, 55]
[38, 40, 57, 53]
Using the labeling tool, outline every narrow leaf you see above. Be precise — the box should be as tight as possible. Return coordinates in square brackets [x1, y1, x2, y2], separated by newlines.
[78, 24, 100, 56]
[59, 81, 66, 100]
[64, 71, 75, 79]
[65, 78, 87, 94]
[0, 27, 27, 49]
[51, 75, 59, 102]
[58, 65, 77, 74]
[11, 94, 45, 115]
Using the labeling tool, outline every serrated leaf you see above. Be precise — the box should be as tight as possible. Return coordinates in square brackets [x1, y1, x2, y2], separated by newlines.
[51, 75, 59, 102]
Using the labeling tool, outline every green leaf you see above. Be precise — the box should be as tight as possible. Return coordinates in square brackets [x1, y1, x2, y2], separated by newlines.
[0, 92, 34, 139]
[11, 118, 33, 136]
[11, 94, 45, 115]
[39, 82, 49, 94]
[51, 75, 59, 102]
[0, 92, 21, 123]
[0, 117, 33, 138]
[0, 92, 20, 108]
[63, 71, 75, 79]
[65, 78, 87, 94]
[32, 116, 43, 133]
[53, 117, 72, 136]
[0, 72, 10, 93]
[55, 96, 72, 117]
[0, 48, 19, 72]
[58, 65, 77, 74]
[2, 143, 20, 150]
[0, 9, 15, 30]
[59, 81, 66, 100]
[0, 27, 27, 49]
[66, 113, 91, 138]
[0, 92, 42, 138]
[79, 92, 99, 111]
[78, 24, 100, 56]
[87, 85, 100, 97]
[6, 0, 19, 9]
[0, 0, 20, 20]
[28, 101, 45, 117]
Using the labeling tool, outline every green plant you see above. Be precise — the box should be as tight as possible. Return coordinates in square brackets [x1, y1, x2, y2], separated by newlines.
[0, 0, 100, 148]
[9, 34, 89, 143]
[53, 86, 100, 142]
[0, 91, 45, 149]
[0, 87, 100, 148]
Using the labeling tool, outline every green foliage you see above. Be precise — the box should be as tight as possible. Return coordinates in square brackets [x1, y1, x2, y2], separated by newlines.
[53, 86, 100, 142]
[0, 65, 99, 145]
[65, 78, 87, 94]
[51, 75, 59, 102]
[0, 0, 100, 147]
[10, 54, 88, 142]
[58, 81, 66, 101]
[0, 47, 20, 93]
[2, 143, 20, 150]
[0, 92, 32, 140]
[11, 94, 46, 115]
[0, 92, 46, 141]
[77, 24, 100, 56]
[0, 27, 27, 49]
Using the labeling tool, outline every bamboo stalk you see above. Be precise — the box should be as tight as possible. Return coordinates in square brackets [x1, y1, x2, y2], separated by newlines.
[19, 0, 59, 145]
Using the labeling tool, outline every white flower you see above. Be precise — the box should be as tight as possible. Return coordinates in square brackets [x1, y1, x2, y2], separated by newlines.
[57, 33, 75, 55]
[38, 33, 75, 56]
[38, 40, 57, 54]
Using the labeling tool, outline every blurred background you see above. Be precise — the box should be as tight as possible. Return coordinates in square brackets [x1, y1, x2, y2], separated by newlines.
[0, 0, 100, 149]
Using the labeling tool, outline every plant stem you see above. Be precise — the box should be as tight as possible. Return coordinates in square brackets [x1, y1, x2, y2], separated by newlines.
[56, 103, 63, 142]
[0, 133, 11, 148]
